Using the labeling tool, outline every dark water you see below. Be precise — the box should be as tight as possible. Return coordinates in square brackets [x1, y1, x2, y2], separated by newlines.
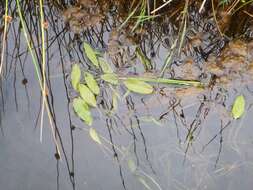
[1, 1, 253, 190]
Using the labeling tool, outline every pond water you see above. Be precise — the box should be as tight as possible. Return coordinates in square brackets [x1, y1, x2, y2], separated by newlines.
[1, 1, 253, 190]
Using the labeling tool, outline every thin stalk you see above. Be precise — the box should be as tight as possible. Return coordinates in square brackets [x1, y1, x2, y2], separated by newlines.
[177, 0, 189, 56]
[39, 0, 46, 143]
[232, 0, 253, 14]
[227, 0, 240, 14]
[118, 5, 138, 30]
[131, 0, 146, 32]
[212, 0, 223, 36]
[0, 0, 9, 77]
[119, 76, 203, 87]
[199, 0, 207, 13]
[160, 38, 177, 76]
[16, 0, 61, 157]
[151, 0, 173, 14]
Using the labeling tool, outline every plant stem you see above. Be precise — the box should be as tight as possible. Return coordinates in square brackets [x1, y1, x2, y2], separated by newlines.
[0, 0, 9, 77]
[119, 76, 204, 87]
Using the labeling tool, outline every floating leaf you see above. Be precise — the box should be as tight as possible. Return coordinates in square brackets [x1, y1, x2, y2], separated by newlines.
[84, 72, 100, 95]
[232, 95, 245, 119]
[99, 59, 113, 73]
[83, 42, 99, 67]
[73, 98, 92, 126]
[79, 84, 97, 107]
[71, 64, 81, 91]
[101, 73, 119, 85]
[128, 159, 137, 173]
[123, 78, 153, 94]
[89, 127, 102, 145]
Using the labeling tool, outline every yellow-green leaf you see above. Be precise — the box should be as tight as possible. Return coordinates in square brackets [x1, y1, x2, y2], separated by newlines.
[99, 59, 113, 73]
[123, 78, 153, 94]
[232, 95, 245, 119]
[79, 84, 97, 107]
[73, 98, 92, 126]
[101, 73, 119, 85]
[71, 64, 81, 91]
[89, 127, 102, 145]
[84, 72, 100, 95]
[128, 159, 137, 173]
[83, 42, 99, 67]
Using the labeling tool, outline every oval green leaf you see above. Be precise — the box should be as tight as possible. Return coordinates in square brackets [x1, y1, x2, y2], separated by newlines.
[83, 42, 99, 67]
[71, 64, 81, 91]
[89, 127, 102, 145]
[73, 98, 92, 126]
[232, 95, 245, 119]
[127, 159, 137, 173]
[123, 78, 153, 94]
[79, 84, 97, 107]
[101, 73, 119, 85]
[84, 72, 100, 95]
[99, 59, 113, 73]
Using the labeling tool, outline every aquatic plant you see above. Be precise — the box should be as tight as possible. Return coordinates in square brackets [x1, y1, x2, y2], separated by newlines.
[2, 1, 253, 190]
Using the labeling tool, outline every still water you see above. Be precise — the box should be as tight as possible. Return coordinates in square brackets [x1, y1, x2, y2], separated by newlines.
[1, 1, 253, 190]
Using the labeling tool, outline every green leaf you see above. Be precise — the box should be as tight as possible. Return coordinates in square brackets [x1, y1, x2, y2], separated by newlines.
[83, 42, 99, 67]
[73, 98, 92, 126]
[84, 72, 100, 95]
[71, 64, 81, 91]
[123, 78, 153, 94]
[232, 95, 245, 119]
[101, 73, 119, 85]
[89, 127, 102, 145]
[79, 84, 97, 107]
[127, 159, 137, 173]
[99, 59, 113, 73]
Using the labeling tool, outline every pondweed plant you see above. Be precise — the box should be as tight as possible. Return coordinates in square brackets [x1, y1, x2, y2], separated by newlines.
[71, 41, 203, 126]
[71, 42, 165, 190]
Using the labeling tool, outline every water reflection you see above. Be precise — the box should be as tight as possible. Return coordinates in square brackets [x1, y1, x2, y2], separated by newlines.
[1, 0, 253, 190]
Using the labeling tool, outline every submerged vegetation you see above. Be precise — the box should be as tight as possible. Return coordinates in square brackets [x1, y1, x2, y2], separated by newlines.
[1, 0, 253, 189]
